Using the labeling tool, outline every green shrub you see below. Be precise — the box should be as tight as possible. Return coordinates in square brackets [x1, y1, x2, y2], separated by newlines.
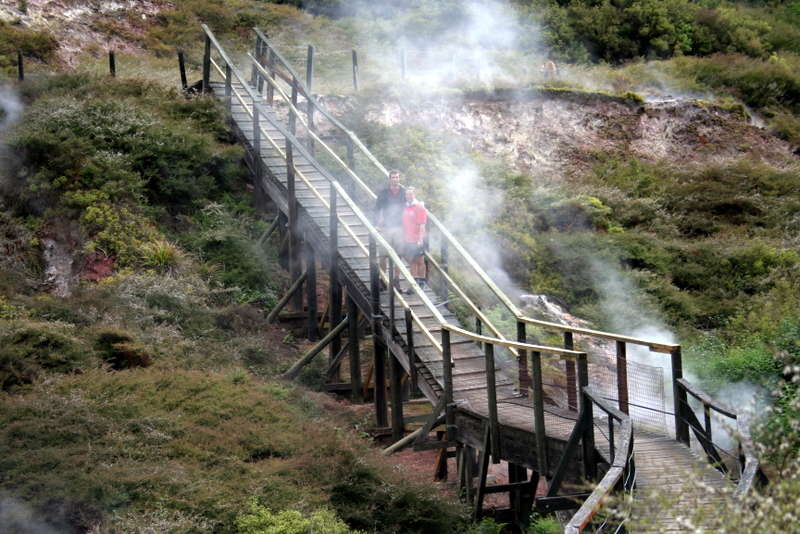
[0, 321, 96, 390]
[236, 503, 362, 534]
[527, 514, 561, 534]
[180, 202, 278, 305]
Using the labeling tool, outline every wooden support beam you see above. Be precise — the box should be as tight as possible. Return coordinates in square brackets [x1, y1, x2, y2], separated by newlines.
[257, 218, 280, 246]
[283, 316, 349, 380]
[362, 357, 374, 401]
[474, 425, 492, 518]
[348, 296, 363, 403]
[306, 239, 318, 341]
[389, 345, 405, 443]
[374, 338, 388, 428]
[266, 270, 308, 324]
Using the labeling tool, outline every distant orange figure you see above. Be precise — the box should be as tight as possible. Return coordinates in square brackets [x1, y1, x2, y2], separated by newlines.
[540, 61, 558, 78]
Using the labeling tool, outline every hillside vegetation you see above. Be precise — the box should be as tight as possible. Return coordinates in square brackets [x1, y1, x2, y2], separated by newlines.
[1, 0, 800, 533]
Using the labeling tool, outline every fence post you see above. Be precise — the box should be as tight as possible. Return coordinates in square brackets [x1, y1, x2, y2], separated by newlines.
[352, 49, 359, 91]
[109, 50, 116, 77]
[17, 49, 23, 81]
[178, 51, 188, 90]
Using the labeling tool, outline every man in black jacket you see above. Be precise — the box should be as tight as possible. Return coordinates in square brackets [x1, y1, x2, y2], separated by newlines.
[374, 170, 406, 286]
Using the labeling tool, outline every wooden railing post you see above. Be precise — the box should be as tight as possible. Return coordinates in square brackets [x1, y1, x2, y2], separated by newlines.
[582, 389, 597, 482]
[352, 49, 359, 91]
[306, 45, 315, 157]
[252, 106, 261, 181]
[224, 62, 232, 112]
[369, 235, 379, 317]
[672, 348, 690, 445]
[267, 49, 275, 105]
[442, 329, 454, 441]
[388, 259, 396, 334]
[531, 350, 548, 476]
[329, 186, 342, 380]
[485, 342, 501, 463]
[616, 340, 629, 415]
[287, 143, 303, 312]
[440, 239, 449, 302]
[251, 34, 261, 88]
[289, 77, 298, 136]
[564, 332, 577, 411]
[475, 313, 482, 349]
[517, 320, 530, 398]
[368, 234, 387, 426]
[405, 309, 416, 393]
[202, 34, 211, 93]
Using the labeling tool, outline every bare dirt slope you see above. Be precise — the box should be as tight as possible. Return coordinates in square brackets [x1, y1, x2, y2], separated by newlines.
[0, 0, 165, 66]
[364, 93, 799, 178]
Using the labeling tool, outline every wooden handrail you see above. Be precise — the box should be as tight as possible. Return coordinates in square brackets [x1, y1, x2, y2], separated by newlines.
[518, 316, 678, 353]
[677, 377, 766, 494]
[562, 387, 635, 533]
[201, 25, 446, 329]
[442, 323, 587, 360]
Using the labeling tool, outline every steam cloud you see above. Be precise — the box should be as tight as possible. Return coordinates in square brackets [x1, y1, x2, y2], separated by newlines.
[0, 84, 23, 133]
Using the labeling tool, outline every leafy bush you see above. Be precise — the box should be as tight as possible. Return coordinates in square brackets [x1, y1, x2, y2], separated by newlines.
[236, 503, 362, 534]
[0, 320, 96, 390]
[0, 20, 58, 71]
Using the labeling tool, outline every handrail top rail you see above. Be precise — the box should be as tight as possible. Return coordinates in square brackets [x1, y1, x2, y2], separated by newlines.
[519, 316, 679, 353]
[201, 25, 446, 325]
[443, 323, 588, 359]
[582, 386, 629, 423]
[677, 377, 738, 419]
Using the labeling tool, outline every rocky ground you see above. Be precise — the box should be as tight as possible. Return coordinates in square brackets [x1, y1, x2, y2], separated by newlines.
[0, 0, 165, 67]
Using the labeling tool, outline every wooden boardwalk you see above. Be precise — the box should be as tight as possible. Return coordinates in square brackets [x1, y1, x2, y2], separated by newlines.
[202, 32, 750, 528]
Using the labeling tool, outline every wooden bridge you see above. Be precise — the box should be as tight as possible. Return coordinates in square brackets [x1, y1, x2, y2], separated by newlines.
[198, 26, 766, 532]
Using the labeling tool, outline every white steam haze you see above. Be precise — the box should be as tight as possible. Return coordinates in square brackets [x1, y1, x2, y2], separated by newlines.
[0, 84, 23, 133]
[589, 256, 765, 447]
[344, 0, 533, 89]
[0, 495, 61, 534]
